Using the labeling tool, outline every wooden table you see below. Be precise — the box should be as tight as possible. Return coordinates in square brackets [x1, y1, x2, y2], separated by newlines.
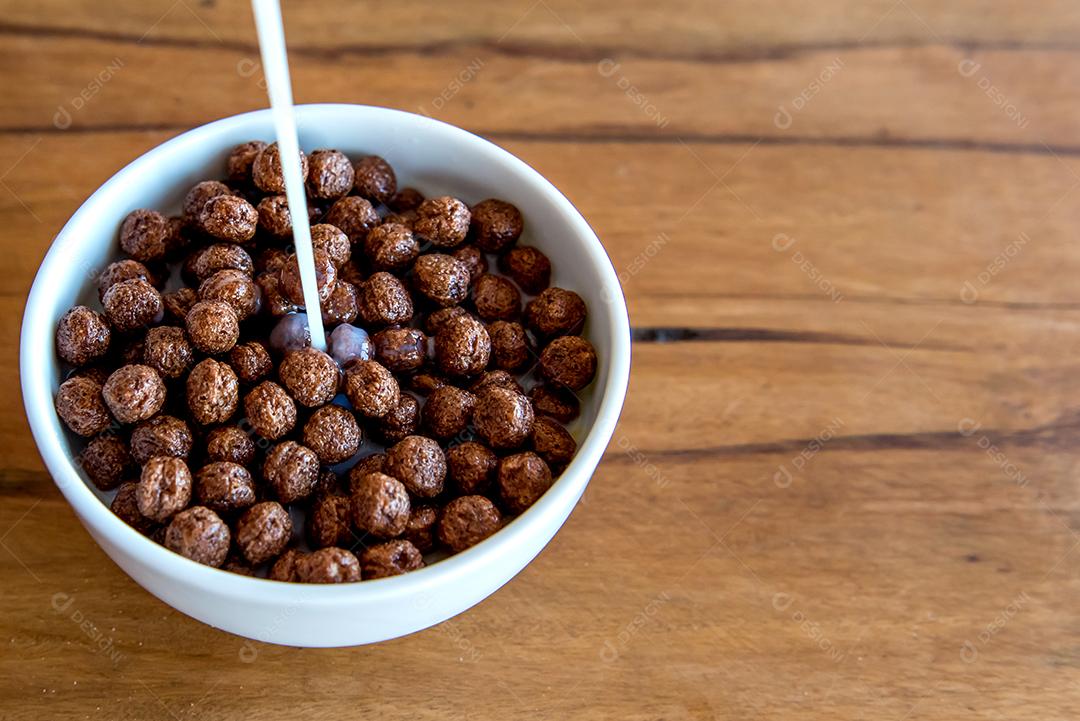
[3, 1, 1080, 718]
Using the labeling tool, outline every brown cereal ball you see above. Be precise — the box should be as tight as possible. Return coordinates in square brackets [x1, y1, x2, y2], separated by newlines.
[256, 195, 292, 237]
[186, 358, 240, 425]
[447, 441, 497, 496]
[136, 456, 193, 522]
[312, 467, 341, 498]
[350, 471, 411, 538]
[409, 372, 448, 395]
[364, 222, 418, 272]
[422, 385, 476, 439]
[452, 244, 487, 285]
[183, 180, 231, 225]
[403, 506, 438, 553]
[471, 369, 525, 397]
[192, 243, 254, 283]
[487, 320, 531, 371]
[97, 259, 156, 301]
[78, 434, 133, 491]
[473, 387, 534, 450]
[372, 327, 427, 374]
[384, 435, 445, 498]
[142, 326, 193, 380]
[473, 274, 522, 321]
[226, 140, 267, 183]
[337, 261, 365, 287]
[162, 287, 198, 324]
[348, 454, 386, 493]
[343, 360, 399, 418]
[414, 196, 470, 248]
[424, 305, 469, 336]
[220, 553, 255, 576]
[102, 364, 166, 425]
[469, 198, 523, 253]
[306, 149, 355, 200]
[372, 392, 420, 445]
[323, 196, 379, 245]
[497, 452, 553, 514]
[310, 223, 351, 268]
[525, 287, 587, 338]
[252, 142, 308, 194]
[130, 415, 192, 465]
[268, 548, 302, 581]
[434, 314, 490, 378]
[185, 300, 239, 355]
[388, 187, 424, 212]
[528, 383, 580, 423]
[256, 272, 296, 318]
[199, 194, 257, 244]
[500, 246, 551, 294]
[195, 462, 257, 515]
[56, 306, 111, 366]
[352, 155, 397, 204]
[539, 335, 597, 391]
[243, 381, 297, 440]
[383, 210, 417, 229]
[55, 376, 111, 436]
[438, 495, 502, 553]
[102, 278, 163, 334]
[297, 547, 361, 583]
[110, 481, 156, 534]
[303, 405, 361, 465]
[360, 540, 423, 579]
[235, 501, 293, 565]
[205, 425, 256, 467]
[165, 506, 230, 567]
[308, 494, 353, 549]
[412, 253, 471, 307]
[278, 347, 339, 407]
[280, 249, 337, 305]
[322, 281, 359, 326]
[263, 440, 319, 503]
[228, 341, 273, 384]
[358, 272, 413, 326]
[531, 416, 577, 469]
[199, 269, 260, 321]
[120, 209, 171, 262]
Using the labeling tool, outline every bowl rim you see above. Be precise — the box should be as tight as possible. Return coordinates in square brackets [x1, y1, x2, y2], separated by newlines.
[20, 103, 631, 604]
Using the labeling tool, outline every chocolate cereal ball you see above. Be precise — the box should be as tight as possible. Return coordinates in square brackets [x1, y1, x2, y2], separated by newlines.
[192, 243, 254, 283]
[256, 273, 296, 318]
[525, 287, 587, 338]
[110, 481, 156, 535]
[310, 223, 351, 268]
[78, 434, 133, 491]
[452, 244, 487, 284]
[243, 381, 297, 440]
[225, 140, 267, 183]
[413, 254, 471, 307]
[322, 281, 360, 327]
[308, 494, 353, 549]
[358, 272, 413, 326]
[183, 180, 231, 225]
[424, 305, 468, 336]
[280, 249, 337, 305]
[472, 369, 525, 396]
[422, 385, 476, 439]
[136, 456, 193, 522]
[343, 360, 399, 418]
[98, 259, 157, 303]
[56, 306, 111, 366]
[195, 462, 257, 515]
[186, 358, 240, 425]
[297, 547, 361, 583]
[162, 287, 198, 323]
[199, 195, 257, 244]
[102, 278, 163, 333]
[350, 471, 411, 539]
[499, 246, 551, 294]
[473, 387, 534, 450]
[199, 269, 260, 321]
[165, 506, 230, 567]
[120, 209, 171, 262]
[269, 548, 302, 581]
[414, 196, 470, 248]
[372, 327, 427, 374]
[235, 501, 292, 565]
[352, 155, 396, 204]
[360, 540, 424, 580]
[539, 335, 597, 391]
[306, 149, 355, 200]
[279, 347, 339, 407]
[142, 326, 194, 380]
[531, 416, 577, 469]
[446, 441, 497, 495]
[303, 405, 361, 465]
[372, 392, 419, 445]
[256, 195, 292, 237]
[473, 274, 522, 321]
[384, 436, 445, 498]
[410, 372, 448, 395]
[55, 376, 111, 436]
[469, 199, 523, 253]
[528, 383, 580, 423]
[102, 364, 166, 424]
[130, 415, 192, 464]
[389, 187, 424, 212]
[403, 506, 438, 553]
[252, 142, 308, 194]
[364, 222, 418, 271]
[228, 341, 273, 384]
[438, 495, 502, 553]
[348, 454, 386, 492]
[263, 440, 319, 503]
[205, 425, 256, 466]
[434, 314, 490, 378]
[497, 452, 553, 514]
[487, 320, 531, 371]
[323, 196, 379, 245]
[184, 300, 239, 355]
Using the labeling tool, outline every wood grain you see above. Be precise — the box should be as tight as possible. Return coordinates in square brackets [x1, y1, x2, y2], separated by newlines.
[2, 0, 1080, 719]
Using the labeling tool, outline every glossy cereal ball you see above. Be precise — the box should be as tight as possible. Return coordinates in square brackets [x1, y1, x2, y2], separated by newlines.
[110, 481, 157, 535]
[451, 244, 487, 285]
[487, 320, 531, 371]
[102, 278, 163, 333]
[497, 451, 553, 514]
[414, 196, 470, 248]
[434, 314, 490, 378]
[252, 142, 308, 194]
[142, 326, 194, 379]
[384, 435, 445, 498]
[235, 501, 292, 565]
[263, 440, 320, 503]
[185, 300, 240, 355]
[350, 471, 411, 539]
[228, 341, 273, 385]
[225, 140, 267, 182]
[525, 287, 587, 339]
[539, 335, 597, 391]
[530, 415, 577, 469]
[528, 383, 580, 423]
[102, 364, 166, 425]
[136, 456, 193, 522]
[182, 180, 232, 226]
[78, 434, 134, 491]
[256, 195, 292, 238]
[162, 287, 198, 324]
[422, 385, 475, 440]
[130, 415, 192, 464]
[351, 155, 397, 205]
[473, 386, 534, 450]
[472, 274, 522, 321]
[499, 246, 551, 294]
[438, 495, 501, 553]
[364, 222, 418, 272]
[279, 249, 337, 305]
[469, 199, 523, 253]
[165, 506, 231, 567]
[446, 441, 497, 495]
[55, 376, 112, 436]
[243, 381, 297, 440]
[402, 505, 438, 553]
[278, 347, 339, 407]
[372, 327, 427, 374]
[205, 425, 257, 467]
[323, 196, 379, 245]
[119, 209, 171, 262]
[360, 540, 424, 579]
[302, 404, 361, 465]
[371, 392, 420, 445]
[306, 149, 355, 200]
[195, 462, 257, 515]
[310, 223, 351, 268]
[199, 269, 260, 321]
[357, 272, 413, 327]
[191, 243, 254, 283]
[322, 281, 359, 327]
[296, 547, 362, 583]
[308, 494, 353, 549]
[412, 254, 471, 307]
[186, 358, 240, 426]
[56, 306, 111, 366]
[97, 259, 156, 301]
[343, 360, 399, 419]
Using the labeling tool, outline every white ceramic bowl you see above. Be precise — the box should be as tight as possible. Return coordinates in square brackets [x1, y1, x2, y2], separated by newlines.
[20, 104, 630, 647]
